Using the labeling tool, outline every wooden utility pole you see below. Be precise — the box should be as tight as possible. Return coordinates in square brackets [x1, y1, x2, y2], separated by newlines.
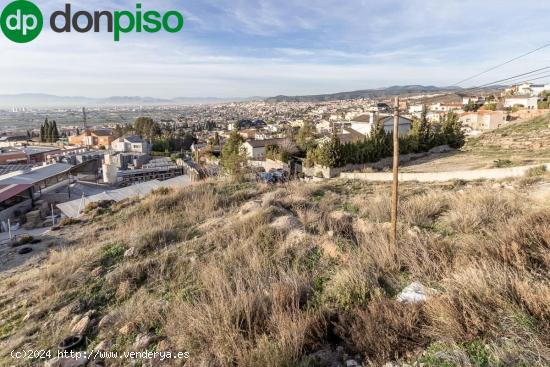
[391, 97, 400, 253]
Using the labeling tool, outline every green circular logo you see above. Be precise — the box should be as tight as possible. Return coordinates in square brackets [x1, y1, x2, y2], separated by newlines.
[0, 0, 43, 43]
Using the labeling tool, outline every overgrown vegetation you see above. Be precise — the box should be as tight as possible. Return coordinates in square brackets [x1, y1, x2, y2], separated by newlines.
[0, 178, 549, 366]
[306, 111, 465, 168]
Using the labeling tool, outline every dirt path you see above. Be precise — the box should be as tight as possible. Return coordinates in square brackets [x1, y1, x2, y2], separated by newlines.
[341, 163, 550, 182]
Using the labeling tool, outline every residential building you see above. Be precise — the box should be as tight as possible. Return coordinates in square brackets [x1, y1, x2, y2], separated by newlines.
[317, 128, 366, 145]
[20, 146, 61, 164]
[429, 103, 463, 113]
[69, 129, 114, 148]
[0, 135, 30, 148]
[350, 113, 377, 136]
[504, 96, 538, 110]
[459, 111, 508, 131]
[516, 82, 550, 96]
[242, 138, 290, 160]
[111, 135, 151, 154]
[350, 113, 412, 137]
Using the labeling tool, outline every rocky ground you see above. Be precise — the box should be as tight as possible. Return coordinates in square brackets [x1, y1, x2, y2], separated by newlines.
[0, 169, 548, 366]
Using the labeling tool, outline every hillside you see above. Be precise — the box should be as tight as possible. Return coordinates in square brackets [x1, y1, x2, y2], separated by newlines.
[467, 114, 550, 154]
[401, 113, 550, 173]
[1, 173, 549, 366]
[264, 85, 504, 103]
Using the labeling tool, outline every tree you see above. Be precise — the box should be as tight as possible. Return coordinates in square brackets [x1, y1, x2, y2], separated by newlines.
[210, 132, 220, 147]
[315, 132, 342, 168]
[464, 100, 479, 112]
[441, 112, 465, 149]
[410, 105, 432, 151]
[482, 103, 497, 111]
[42, 119, 50, 143]
[51, 120, 60, 142]
[40, 123, 45, 143]
[134, 117, 160, 141]
[296, 119, 316, 152]
[114, 124, 124, 138]
[181, 132, 196, 151]
[220, 130, 246, 176]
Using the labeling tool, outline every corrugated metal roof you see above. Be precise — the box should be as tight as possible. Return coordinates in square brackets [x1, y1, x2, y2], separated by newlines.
[57, 175, 191, 218]
[0, 184, 33, 202]
[0, 163, 73, 185]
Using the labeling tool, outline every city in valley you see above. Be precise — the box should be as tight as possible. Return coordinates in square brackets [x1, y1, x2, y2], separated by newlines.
[0, 83, 550, 366]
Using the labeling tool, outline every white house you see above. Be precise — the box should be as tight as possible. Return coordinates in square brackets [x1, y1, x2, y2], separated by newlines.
[378, 116, 412, 135]
[408, 104, 424, 115]
[514, 83, 550, 97]
[350, 113, 377, 136]
[530, 84, 550, 96]
[111, 136, 151, 154]
[350, 112, 412, 136]
[504, 96, 538, 110]
[241, 138, 289, 160]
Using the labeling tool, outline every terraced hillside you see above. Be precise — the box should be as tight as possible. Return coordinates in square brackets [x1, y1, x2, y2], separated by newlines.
[0, 172, 549, 366]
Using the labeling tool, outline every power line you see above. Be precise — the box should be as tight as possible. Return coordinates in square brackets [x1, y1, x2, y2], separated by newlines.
[453, 42, 550, 86]
[475, 65, 550, 88]
[414, 65, 550, 104]
[441, 65, 550, 96]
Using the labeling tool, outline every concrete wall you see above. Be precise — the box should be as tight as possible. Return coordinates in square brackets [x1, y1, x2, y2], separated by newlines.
[341, 163, 550, 182]
[302, 146, 453, 178]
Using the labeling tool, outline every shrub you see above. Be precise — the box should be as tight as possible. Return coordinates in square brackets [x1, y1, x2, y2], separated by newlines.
[525, 165, 547, 177]
[493, 159, 513, 168]
[137, 228, 181, 254]
[59, 217, 80, 227]
[337, 298, 428, 363]
[101, 242, 126, 267]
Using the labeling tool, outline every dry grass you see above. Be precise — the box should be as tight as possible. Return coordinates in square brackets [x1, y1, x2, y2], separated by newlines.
[0, 178, 549, 366]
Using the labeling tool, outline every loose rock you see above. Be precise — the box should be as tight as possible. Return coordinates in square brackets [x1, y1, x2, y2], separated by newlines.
[44, 357, 88, 367]
[133, 332, 160, 350]
[396, 281, 438, 304]
[71, 315, 91, 335]
[124, 247, 135, 258]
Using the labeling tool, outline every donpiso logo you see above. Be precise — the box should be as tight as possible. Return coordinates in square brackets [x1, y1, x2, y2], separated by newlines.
[0, 0, 43, 43]
[0, 1, 184, 43]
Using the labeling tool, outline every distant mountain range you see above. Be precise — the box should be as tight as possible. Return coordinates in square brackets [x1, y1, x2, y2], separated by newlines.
[0, 94, 259, 108]
[264, 85, 504, 103]
[0, 85, 506, 108]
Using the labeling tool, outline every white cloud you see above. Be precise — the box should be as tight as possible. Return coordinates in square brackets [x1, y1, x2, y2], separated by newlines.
[2, 0, 550, 97]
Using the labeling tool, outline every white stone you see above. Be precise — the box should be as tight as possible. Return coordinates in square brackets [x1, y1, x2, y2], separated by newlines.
[133, 333, 159, 350]
[396, 281, 437, 304]
[44, 357, 88, 367]
[124, 247, 136, 258]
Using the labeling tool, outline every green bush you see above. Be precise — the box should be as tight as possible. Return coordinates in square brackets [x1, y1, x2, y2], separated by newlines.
[307, 111, 464, 168]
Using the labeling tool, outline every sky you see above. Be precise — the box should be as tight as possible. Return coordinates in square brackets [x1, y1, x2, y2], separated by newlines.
[1, 0, 550, 98]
